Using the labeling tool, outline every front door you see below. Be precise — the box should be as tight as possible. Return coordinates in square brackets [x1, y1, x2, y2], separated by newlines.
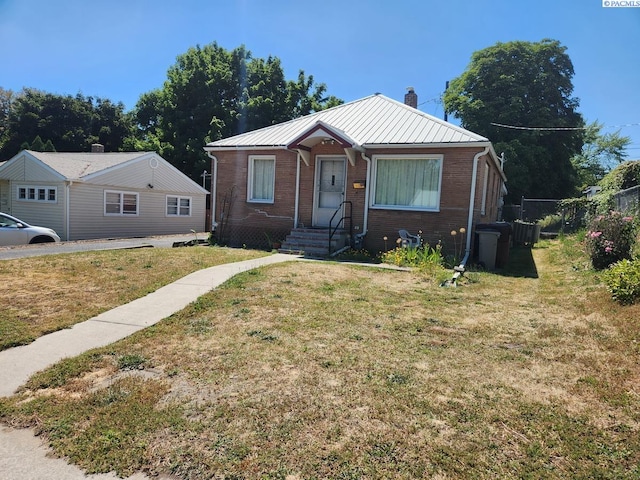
[313, 156, 347, 228]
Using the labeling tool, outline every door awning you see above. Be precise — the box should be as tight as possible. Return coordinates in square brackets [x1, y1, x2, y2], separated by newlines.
[286, 121, 363, 166]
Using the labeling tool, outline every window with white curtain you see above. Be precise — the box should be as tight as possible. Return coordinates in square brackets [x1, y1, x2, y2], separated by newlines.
[372, 155, 443, 211]
[104, 190, 139, 216]
[248, 155, 275, 203]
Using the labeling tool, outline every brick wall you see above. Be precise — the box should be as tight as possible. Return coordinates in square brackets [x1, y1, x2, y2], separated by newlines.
[213, 149, 297, 248]
[211, 145, 504, 254]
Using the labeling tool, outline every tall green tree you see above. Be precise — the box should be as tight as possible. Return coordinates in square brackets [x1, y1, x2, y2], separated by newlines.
[571, 121, 630, 191]
[131, 42, 341, 181]
[0, 89, 133, 159]
[19, 135, 57, 152]
[0, 87, 15, 152]
[444, 39, 585, 202]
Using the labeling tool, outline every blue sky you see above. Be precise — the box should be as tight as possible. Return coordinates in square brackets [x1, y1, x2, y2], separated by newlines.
[1, 0, 639, 157]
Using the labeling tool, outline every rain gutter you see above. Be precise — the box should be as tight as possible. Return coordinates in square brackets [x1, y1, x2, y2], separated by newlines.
[461, 145, 490, 267]
[205, 151, 218, 230]
[355, 151, 372, 244]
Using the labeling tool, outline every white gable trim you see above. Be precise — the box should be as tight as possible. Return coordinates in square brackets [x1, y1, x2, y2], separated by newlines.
[80, 152, 156, 182]
[81, 152, 208, 194]
[0, 151, 67, 181]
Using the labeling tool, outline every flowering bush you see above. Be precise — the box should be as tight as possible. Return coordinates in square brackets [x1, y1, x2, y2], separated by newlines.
[585, 211, 637, 270]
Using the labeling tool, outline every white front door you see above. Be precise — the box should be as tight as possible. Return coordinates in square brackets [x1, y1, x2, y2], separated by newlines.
[313, 157, 347, 228]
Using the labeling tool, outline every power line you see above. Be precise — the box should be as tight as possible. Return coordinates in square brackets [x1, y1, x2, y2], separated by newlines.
[490, 122, 640, 131]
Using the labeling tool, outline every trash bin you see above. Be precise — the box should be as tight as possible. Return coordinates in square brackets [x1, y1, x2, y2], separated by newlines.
[476, 222, 512, 268]
[477, 230, 501, 270]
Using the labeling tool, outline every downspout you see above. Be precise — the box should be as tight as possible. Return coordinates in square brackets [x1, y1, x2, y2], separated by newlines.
[357, 152, 372, 242]
[461, 146, 490, 267]
[294, 152, 301, 228]
[205, 152, 218, 230]
[65, 180, 72, 241]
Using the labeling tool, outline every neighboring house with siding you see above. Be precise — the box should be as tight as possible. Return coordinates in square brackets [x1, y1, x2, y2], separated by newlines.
[0, 148, 207, 241]
[203, 90, 507, 257]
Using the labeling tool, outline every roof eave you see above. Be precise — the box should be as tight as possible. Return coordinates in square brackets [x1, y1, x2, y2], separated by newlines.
[204, 145, 286, 152]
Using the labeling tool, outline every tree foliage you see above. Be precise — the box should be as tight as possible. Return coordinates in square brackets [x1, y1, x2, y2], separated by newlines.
[599, 160, 640, 192]
[131, 42, 342, 181]
[444, 39, 585, 202]
[0, 88, 133, 158]
[571, 121, 630, 190]
[0, 87, 13, 148]
[1, 43, 340, 179]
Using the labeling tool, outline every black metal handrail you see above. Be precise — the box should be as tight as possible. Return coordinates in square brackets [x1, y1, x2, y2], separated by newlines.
[328, 201, 353, 254]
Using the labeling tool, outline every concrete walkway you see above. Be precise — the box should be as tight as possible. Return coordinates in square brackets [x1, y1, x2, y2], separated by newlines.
[0, 253, 298, 479]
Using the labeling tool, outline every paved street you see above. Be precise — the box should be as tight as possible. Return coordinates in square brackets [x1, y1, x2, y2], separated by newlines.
[0, 232, 209, 260]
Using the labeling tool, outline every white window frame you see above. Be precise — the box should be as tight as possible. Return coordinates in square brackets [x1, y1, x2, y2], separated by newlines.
[104, 190, 139, 216]
[247, 155, 276, 204]
[17, 185, 57, 204]
[166, 195, 192, 217]
[370, 154, 443, 212]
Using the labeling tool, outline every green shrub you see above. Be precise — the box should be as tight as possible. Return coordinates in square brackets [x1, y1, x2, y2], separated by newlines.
[334, 248, 379, 263]
[603, 259, 640, 305]
[537, 213, 563, 230]
[379, 242, 444, 270]
[585, 211, 637, 270]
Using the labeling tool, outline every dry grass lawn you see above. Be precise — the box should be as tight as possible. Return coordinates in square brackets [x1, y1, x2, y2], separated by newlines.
[1, 238, 640, 479]
[0, 246, 268, 350]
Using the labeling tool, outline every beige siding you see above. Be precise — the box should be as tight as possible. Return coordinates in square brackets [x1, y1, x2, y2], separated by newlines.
[0, 153, 63, 183]
[0, 152, 68, 238]
[1, 152, 207, 241]
[84, 154, 207, 194]
[6, 180, 67, 238]
[68, 183, 206, 240]
[0, 180, 9, 213]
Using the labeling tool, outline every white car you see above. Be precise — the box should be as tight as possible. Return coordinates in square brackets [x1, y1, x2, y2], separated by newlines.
[0, 212, 61, 246]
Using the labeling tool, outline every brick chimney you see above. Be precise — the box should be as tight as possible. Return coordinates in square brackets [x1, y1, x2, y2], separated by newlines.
[404, 87, 418, 108]
[91, 143, 104, 153]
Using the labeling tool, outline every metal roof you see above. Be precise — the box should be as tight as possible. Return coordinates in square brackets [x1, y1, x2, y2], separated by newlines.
[205, 93, 489, 149]
[23, 151, 155, 180]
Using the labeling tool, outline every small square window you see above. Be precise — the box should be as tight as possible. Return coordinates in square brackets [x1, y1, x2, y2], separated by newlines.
[17, 185, 57, 203]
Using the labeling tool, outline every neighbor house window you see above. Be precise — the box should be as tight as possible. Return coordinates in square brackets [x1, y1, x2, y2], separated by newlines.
[371, 155, 443, 211]
[248, 155, 275, 203]
[166, 195, 192, 216]
[104, 190, 139, 216]
[17, 185, 57, 203]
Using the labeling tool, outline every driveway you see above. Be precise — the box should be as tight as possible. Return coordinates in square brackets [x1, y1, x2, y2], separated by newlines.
[0, 233, 209, 260]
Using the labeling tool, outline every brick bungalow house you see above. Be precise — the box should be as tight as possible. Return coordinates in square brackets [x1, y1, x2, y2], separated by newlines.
[203, 90, 506, 257]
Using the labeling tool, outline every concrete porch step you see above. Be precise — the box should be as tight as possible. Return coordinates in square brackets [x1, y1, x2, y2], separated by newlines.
[280, 228, 349, 256]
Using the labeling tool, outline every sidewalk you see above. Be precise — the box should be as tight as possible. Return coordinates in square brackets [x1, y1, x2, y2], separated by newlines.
[0, 253, 299, 479]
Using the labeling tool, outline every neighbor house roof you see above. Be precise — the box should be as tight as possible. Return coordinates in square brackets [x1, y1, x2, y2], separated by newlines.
[21, 151, 155, 180]
[205, 93, 489, 149]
